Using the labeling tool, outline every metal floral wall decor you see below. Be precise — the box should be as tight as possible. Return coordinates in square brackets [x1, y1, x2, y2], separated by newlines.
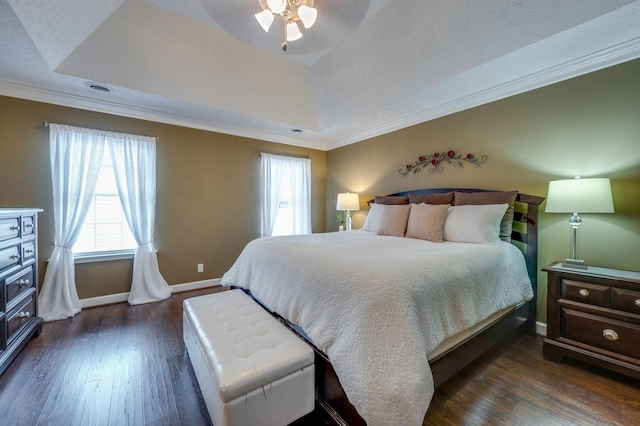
[399, 150, 488, 176]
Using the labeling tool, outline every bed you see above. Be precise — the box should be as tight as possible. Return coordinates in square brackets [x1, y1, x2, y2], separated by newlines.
[221, 188, 544, 425]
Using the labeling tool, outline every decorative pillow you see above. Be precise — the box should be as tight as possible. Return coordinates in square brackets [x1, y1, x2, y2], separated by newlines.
[377, 204, 411, 237]
[408, 192, 454, 205]
[443, 204, 509, 244]
[405, 204, 450, 242]
[454, 191, 518, 242]
[374, 195, 409, 205]
[362, 203, 386, 232]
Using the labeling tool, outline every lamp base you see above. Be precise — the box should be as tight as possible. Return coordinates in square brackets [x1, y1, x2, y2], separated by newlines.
[562, 258, 588, 270]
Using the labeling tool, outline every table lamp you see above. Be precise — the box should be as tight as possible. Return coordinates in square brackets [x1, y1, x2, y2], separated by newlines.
[545, 177, 614, 269]
[336, 193, 360, 231]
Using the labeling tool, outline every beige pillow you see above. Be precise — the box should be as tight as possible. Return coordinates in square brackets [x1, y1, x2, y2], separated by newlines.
[377, 204, 411, 237]
[454, 191, 518, 242]
[408, 192, 454, 205]
[405, 204, 450, 242]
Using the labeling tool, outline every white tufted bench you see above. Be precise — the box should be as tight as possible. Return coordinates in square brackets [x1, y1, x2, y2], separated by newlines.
[183, 289, 314, 426]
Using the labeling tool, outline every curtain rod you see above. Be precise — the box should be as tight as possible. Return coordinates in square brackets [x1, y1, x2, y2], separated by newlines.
[42, 121, 158, 140]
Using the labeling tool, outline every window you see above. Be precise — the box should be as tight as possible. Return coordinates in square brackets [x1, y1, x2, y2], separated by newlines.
[261, 153, 312, 236]
[74, 148, 137, 256]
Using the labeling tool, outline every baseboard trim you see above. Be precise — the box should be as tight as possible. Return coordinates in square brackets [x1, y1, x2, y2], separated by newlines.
[80, 278, 222, 309]
[536, 321, 547, 337]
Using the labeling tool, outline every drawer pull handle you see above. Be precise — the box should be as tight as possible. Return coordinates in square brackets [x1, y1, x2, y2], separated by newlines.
[19, 279, 30, 288]
[10, 254, 20, 260]
[579, 289, 590, 297]
[10, 225, 20, 231]
[18, 311, 31, 319]
[603, 329, 618, 342]
[25, 223, 34, 229]
[25, 248, 34, 254]
[635, 299, 640, 308]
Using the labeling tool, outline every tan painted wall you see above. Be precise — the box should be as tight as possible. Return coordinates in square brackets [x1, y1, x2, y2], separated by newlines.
[326, 59, 640, 322]
[0, 96, 327, 299]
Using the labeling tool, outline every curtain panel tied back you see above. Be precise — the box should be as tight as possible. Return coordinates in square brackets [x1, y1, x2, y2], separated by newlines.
[39, 124, 171, 322]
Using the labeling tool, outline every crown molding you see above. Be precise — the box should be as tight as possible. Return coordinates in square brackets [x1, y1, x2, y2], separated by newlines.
[0, 81, 323, 151]
[325, 36, 640, 151]
[2, 36, 639, 153]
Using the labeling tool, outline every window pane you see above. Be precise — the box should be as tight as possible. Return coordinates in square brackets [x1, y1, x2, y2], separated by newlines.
[74, 148, 137, 254]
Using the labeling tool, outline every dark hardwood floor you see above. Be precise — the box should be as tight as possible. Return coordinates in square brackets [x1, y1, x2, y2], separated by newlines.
[1, 286, 638, 425]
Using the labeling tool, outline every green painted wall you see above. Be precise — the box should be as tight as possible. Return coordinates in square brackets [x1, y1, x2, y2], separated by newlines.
[0, 96, 327, 299]
[327, 59, 640, 322]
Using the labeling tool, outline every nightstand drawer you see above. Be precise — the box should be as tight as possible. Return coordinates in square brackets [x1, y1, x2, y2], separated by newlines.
[563, 280, 610, 306]
[562, 308, 640, 360]
[612, 288, 640, 314]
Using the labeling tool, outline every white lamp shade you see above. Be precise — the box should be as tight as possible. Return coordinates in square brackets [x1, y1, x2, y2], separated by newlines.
[267, 0, 286, 14]
[286, 21, 303, 41]
[336, 193, 360, 211]
[298, 6, 317, 29]
[255, 10, 274, 32]
[545, 178, 614, 213]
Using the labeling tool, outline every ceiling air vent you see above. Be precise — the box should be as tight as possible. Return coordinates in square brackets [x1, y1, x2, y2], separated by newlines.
[84, 82, 113, 93]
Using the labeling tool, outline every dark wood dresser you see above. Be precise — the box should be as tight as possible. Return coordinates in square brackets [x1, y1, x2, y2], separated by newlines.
[543, 262, 640, 379]
[0, 208, 43, 376]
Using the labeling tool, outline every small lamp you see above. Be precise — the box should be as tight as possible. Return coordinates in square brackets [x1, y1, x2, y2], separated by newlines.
[545, 177, 614, 269]
[336, 192, 360, 231]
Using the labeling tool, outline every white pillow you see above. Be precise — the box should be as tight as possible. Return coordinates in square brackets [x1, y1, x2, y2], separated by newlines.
[362, 203, 385, 232]
[443, 204, 509, 244]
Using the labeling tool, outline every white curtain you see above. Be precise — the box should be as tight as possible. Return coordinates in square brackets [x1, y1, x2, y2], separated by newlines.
[108, 134, 172, 305]
[39, 124, 105, 321]
[260, 153, 312, 236]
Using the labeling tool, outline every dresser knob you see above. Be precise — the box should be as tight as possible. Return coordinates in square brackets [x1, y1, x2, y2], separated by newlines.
[19, 279, 30, 288]
[18, 311, 31, 319]
[25, 223, 34, 229]
[10, 254, 20, 260]
[25, 248, 34, 254]
[603, 329, 618, 341]
[636, 299, 640, 308]
[579, 289, 589, 297]
[10, 225, 20, 231]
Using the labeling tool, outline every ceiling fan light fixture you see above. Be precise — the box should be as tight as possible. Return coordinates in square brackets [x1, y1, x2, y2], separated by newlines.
[266, 0, 286, 15]
[255, 9, 274, 32]
[286, 21, 303, 41]
[297, 5, 317, 29]
[255, 0, 317, 51]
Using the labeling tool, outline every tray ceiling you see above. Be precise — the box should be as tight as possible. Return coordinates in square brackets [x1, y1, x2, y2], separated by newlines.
[2, 0, 640, 150]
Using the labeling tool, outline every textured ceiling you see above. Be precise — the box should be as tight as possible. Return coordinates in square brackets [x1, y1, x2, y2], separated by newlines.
[1, 0, 640, 151]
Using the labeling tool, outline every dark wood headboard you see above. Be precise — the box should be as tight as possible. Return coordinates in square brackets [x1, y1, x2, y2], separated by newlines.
[388, 188, 545, 327]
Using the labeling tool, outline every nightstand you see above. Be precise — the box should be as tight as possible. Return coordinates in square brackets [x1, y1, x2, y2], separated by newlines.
[543, 262, 640, 379]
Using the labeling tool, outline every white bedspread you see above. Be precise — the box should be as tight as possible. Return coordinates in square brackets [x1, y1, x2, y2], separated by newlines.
[221, 231, 533, 426]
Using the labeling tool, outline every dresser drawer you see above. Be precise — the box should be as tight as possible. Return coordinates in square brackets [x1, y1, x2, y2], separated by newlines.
[0, 244, 21, 273]
[22, 215, 35, 236]
[562, 308, 640, 360]
[612, 288, 640, 314]
[6, 293, 36, 345]
[22, 240, 35, 261]
[0, 218, 20, 243]
[563, 280, 610, 306]
[6, 266, 35, 308]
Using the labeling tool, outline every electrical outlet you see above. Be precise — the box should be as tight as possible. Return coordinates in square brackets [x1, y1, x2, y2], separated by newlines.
[197, 263, 204, 273]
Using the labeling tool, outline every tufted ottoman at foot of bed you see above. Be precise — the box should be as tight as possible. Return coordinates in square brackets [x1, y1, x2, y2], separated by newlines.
[183, 289, 314, 426]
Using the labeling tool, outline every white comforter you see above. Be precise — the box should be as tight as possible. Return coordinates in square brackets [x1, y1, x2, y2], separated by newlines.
[221, 231, 533, 426]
